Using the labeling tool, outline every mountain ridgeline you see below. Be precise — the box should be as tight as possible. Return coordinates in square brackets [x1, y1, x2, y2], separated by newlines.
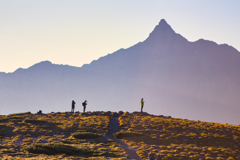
[1, 19, 240, 125]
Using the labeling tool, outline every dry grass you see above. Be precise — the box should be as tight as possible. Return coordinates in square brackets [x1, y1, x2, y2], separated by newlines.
[118, 112, 240, 160]
[0, 112, 127, 159]
[1, 111, 239, 159]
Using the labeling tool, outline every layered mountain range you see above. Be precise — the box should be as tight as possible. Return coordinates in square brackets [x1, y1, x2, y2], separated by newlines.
[1, 19, 240, 125]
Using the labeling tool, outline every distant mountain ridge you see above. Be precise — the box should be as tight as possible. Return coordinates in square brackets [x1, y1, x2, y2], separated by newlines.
[1, 19, 240, 125]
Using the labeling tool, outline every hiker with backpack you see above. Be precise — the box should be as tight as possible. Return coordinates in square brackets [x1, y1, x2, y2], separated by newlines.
[71, 100, 76, 113]
[141, 98, 144, 112]
[82, 100, 87, 113]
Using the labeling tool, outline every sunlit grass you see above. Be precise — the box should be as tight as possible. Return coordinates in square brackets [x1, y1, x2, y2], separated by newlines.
[1, 111, 239, 159]
[118, 112, 240, 159]
[0, 111, 129, 159]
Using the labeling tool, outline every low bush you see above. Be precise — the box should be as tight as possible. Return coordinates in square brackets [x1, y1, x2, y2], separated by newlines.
[0, 116, 8, 123]
[10, 119, 24, 122]
[61, 138, 80, 144]
[0, 124, 6, 130]
[0, 116, 25, 123]
[113, 130, 143, 138]
[23, 143, 93, 155]
[24, 119, 47, 124]
[0, 126, 13, 136]
[0, 145, 7, 149]
[0, 132, 7, 136]
[71, 132, 101, 139]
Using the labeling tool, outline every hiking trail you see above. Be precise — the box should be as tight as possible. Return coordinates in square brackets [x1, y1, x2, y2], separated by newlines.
[101, 116, 142, 160]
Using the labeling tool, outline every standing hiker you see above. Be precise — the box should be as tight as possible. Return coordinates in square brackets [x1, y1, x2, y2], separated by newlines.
[141, 98, 144, 112]
[71, 100, 76, 113]
[82, 100, 87, 113]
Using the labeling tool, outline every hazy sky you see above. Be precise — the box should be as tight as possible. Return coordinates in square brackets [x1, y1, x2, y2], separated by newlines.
[1, 0, 239, 73]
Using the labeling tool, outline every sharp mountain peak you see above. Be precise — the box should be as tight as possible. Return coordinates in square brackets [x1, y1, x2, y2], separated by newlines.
[149, 19, 175, 36]
[1, 19, 240, 125]
[144, 19, 188, 46]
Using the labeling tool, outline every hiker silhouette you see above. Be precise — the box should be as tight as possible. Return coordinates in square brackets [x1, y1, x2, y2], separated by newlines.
[82, 100, 87, 112]
[71, 100, 76, 112]
[141, 98, 144, 112]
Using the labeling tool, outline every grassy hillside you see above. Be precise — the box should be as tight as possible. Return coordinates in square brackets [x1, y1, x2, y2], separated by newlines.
[118, 112, 240, 160]
[0, 111, 239, 160]
[0, 112, 127, 159]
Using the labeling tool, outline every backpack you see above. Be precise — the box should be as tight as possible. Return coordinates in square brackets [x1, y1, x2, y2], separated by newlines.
[82, 102, 84, 106]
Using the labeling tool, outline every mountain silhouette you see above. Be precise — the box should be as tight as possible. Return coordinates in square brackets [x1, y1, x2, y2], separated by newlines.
[1, 19, 240, 125]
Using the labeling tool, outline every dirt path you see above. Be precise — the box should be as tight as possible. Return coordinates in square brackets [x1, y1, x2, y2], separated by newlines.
[101, 116, 142, 160]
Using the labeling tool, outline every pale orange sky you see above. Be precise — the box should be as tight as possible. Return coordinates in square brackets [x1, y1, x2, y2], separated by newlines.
[0, 0, 239, 73]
